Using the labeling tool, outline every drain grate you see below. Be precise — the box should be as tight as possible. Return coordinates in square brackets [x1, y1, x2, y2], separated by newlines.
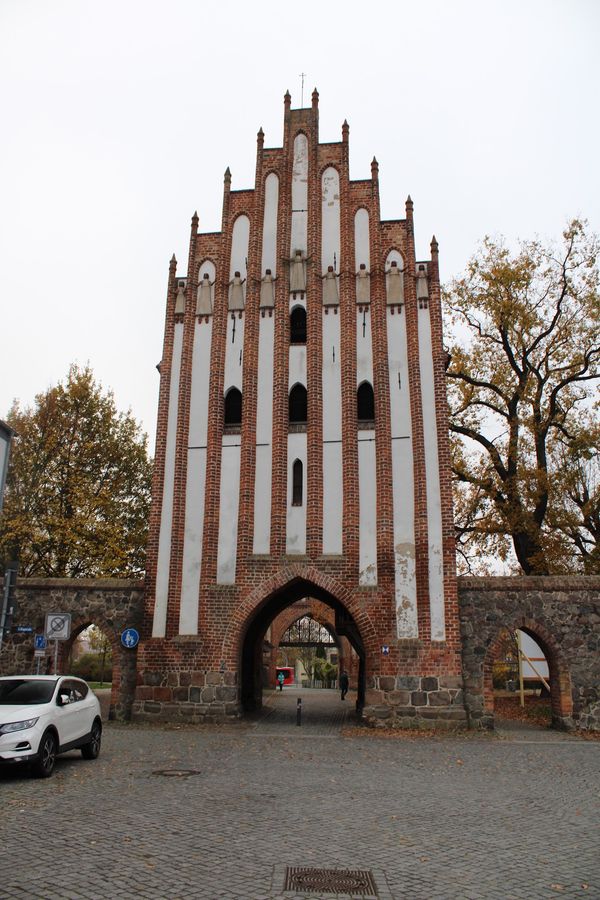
[151, 769, 201, 778]
[284, 867, 378, 896]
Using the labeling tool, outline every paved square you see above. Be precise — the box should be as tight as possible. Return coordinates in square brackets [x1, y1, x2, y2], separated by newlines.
[1, 690, 598, 899]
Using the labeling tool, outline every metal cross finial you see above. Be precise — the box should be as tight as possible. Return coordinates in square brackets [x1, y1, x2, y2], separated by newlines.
[299, 72, 307, 107]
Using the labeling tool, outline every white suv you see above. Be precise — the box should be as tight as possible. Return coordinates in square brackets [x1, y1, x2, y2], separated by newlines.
[0, 675, 102, 778]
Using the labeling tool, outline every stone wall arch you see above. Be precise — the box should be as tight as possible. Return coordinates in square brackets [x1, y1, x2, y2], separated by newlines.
[483, 617, 573, 729]
[0, 578, 144, 720]
[459, 576, 600, 732]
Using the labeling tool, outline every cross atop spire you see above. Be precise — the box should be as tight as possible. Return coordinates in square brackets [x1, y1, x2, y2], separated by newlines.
[299, 72, 307, 107]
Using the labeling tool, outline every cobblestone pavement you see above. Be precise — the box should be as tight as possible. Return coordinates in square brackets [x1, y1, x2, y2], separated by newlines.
[1, 689, 598, 900]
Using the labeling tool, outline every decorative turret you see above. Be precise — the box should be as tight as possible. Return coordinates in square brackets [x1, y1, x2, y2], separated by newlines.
[405, 195, 414, 220]
[221, 168, 232, 232]
[311, 86, 319, 109]
[430, 235, 440, 282]
[257, 126, 264, 151]
[342, 119, 349, 143]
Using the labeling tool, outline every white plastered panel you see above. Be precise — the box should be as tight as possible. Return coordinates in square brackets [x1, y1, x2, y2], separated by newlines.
[356, 308, 374, 386]
[290, 134, 308, 255]
[214, 215, 250, 583]
[152, 323, 183, 637]
[179, 318, 213, 634]
[322, 311, 342, 554]
[418, 306, 445, 641]
[286, 432, 307, 554]
[289, 343, 307, 390]
[261, 173, 279, 275]
[224, 314, 245, 391]
[253, 314, 275, 553]
[216, 435, 241, 583]
[357, 300, 376, 585]
[354, 208, 370, 270]
[358, 431, 377, 585]
[387, 303, 418, 639]
[321, 167, 340, 272]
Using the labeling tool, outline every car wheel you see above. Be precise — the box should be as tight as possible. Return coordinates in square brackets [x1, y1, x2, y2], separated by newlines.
[81, 720, 102, 760]
[31, 730, 58, 778]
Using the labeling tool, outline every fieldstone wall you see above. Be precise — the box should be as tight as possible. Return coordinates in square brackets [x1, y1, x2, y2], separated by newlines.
[3, 575, 598, 731]
[0, 578, 144, 720]
[458, 576, 600, 732]
[362, 673, 467, 729]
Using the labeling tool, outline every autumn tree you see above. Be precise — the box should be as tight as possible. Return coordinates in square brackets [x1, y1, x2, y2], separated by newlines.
[445, 220, 600, 575]
[0, 365, 152, 577]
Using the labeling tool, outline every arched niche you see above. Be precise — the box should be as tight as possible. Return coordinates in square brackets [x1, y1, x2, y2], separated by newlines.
[224, 387, 242, 427]
[289, 383, 307, 425]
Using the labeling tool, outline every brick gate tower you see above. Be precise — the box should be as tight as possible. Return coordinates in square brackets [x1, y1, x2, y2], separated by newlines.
[133, 91, 466, 727]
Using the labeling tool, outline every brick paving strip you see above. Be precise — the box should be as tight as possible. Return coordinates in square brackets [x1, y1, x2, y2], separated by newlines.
[1, 693, 598, 899]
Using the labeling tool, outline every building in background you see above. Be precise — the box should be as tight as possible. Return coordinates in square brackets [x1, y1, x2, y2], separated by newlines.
[0, 420, 15, 514]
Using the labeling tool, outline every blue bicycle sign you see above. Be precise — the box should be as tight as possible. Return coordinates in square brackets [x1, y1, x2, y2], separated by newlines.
[121, 627, 140, 649]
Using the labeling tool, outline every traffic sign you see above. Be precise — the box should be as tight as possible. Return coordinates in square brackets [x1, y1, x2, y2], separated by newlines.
[13, 625, 33, 634]
[121, 627, 139, 649]
[34, 649, 46, 658]
[44, 613, 72, 641]
[34, 634, 47, 650]
[381, 645, 390, 656]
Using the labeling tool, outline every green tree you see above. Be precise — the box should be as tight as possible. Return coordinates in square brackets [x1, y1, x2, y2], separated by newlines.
[0, 364, 152, 577]
[445, 220, 600, 574]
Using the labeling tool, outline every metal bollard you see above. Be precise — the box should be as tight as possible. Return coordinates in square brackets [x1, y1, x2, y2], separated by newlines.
[296, 697, 302, 726]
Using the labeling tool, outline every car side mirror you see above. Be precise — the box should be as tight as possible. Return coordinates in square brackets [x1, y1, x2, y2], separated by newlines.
[57, 694, 69, 706]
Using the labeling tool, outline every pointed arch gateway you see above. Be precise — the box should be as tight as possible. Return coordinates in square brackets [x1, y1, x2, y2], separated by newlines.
[229, 571, 375, 713]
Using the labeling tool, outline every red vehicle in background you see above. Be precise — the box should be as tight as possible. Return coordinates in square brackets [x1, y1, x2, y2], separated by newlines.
[275, 667, 294, 686]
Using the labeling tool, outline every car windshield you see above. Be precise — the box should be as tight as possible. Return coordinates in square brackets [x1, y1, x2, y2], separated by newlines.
[0, 679, 57, 705]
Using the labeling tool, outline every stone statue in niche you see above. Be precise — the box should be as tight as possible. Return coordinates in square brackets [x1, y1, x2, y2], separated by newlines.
[259, 269, 276, 308]
[196, 272, 214, 315]
[416, 264, 429, 301]
[385, 260, 404, 305]
[174, 282, 186, 315]
[228, 271, 246, 312]
[321, 265, 340, 307]
[286, 249, 310, 297]
[356, 263, 370, 304]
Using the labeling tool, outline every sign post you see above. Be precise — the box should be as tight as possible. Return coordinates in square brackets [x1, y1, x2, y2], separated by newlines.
[34, 635, 47, 674]
[0, 563, 18, 654]
[44, 613, 72, 675]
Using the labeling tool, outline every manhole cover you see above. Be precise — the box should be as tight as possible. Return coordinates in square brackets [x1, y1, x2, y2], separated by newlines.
[284, 867, 378, 896]
[151, 769, 201, 778]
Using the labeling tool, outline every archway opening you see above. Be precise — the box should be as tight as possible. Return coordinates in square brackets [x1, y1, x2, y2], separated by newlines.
[240, 578, 366, 718]
[60, 618, 138, 722]
[62, 621, 118, 721]
[485, 623, 572, 731]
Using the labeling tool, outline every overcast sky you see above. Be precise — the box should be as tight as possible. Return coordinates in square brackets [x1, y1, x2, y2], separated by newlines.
[1, 0, 598, 447]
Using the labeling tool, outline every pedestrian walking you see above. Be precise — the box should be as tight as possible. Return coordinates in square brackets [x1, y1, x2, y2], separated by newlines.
[277, 670, 285, 691]
[340, 670, 349, 700]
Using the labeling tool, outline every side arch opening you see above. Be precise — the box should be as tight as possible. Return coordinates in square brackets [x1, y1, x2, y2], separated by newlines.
[484, 620, 573, 731]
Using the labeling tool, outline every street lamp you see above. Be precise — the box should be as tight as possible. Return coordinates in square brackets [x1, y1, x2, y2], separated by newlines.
[0, 419, 15, 515]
